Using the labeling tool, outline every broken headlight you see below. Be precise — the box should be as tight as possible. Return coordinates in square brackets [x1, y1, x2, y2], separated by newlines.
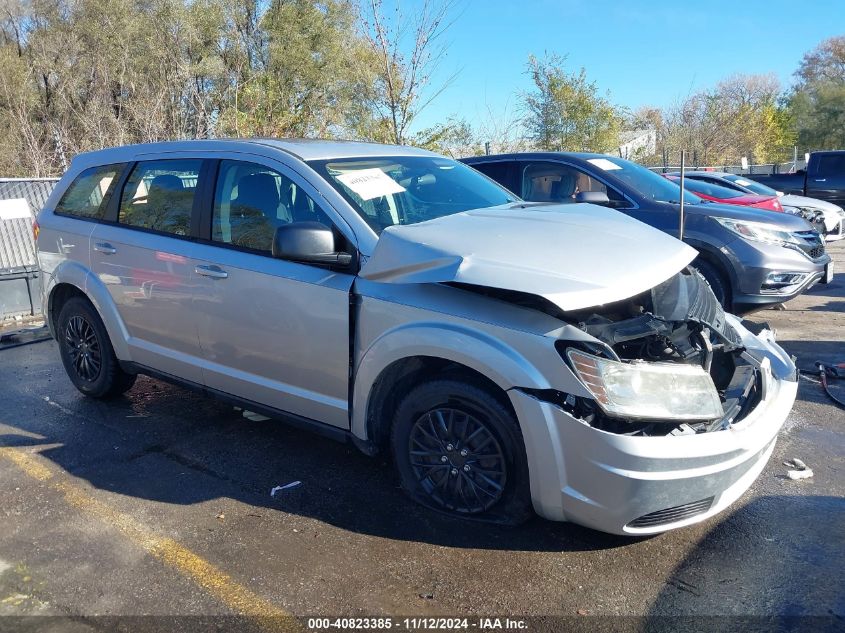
[567, 349, 723, 421]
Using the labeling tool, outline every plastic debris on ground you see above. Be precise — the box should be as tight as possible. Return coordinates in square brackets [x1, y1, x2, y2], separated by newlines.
[784, 457, 813, 480]
[270, 481, 303, 497]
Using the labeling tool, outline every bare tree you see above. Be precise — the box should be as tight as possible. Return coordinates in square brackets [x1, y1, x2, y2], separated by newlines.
[475, 98, 530, 155]
[360, 0, 460, 145]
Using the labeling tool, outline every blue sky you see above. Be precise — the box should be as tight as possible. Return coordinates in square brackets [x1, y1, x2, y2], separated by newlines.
[409, 0, 845, 133]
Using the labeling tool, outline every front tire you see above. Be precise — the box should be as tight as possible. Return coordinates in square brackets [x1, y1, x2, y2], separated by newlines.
[57, 297, 136, 398]
[390, 379, 532, 524]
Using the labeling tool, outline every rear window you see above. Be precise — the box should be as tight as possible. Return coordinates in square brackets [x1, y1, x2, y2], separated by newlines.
[55, 164, 125, 220]
[722, 174, 778, 197]
[668, 176, 744, 199]
[118, 160, 201, 236]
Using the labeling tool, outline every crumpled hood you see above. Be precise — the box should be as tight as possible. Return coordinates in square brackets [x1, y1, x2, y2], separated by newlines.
[359, 203, 698, 312]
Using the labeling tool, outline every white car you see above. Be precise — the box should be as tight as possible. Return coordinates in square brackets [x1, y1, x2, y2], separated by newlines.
[779, 194, 845, 241]
[683, 171, 845, 241]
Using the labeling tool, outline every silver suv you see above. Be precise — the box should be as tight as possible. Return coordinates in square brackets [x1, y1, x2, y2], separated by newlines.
[37, 140, 798, 535]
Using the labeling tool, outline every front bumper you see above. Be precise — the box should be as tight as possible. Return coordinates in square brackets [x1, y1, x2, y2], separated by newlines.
[824, 217, 845, 242]
[724, 237, 830, 306]
[509, 323, 798, 535]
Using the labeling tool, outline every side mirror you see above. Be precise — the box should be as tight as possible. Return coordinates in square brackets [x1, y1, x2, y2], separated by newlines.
[575, 191, 610, 204]
[272, 222, 353, 267]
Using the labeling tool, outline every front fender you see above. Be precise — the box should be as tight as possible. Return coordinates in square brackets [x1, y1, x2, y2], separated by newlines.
[351, 321, 555, 442]
[47, 260, 131, 360]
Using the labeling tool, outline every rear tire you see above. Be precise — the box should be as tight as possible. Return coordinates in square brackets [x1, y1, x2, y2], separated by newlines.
[390, 379, 532, 525]
[692, 259, 731, 310]
[57, 296, 136, 398]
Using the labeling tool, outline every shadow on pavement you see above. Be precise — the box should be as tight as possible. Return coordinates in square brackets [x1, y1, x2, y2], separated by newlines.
[0, 373, 634, 554]
[647, 494, 845, 624]
[776, 339, 845, 370]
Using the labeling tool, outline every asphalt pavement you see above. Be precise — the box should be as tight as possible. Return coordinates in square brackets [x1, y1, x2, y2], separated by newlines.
[0, 243, 842, 632]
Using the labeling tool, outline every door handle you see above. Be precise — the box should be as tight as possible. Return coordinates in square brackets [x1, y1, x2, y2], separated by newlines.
[93, 242, 117, 254]
[814, 178, 827, 182]
[195, 265, 228, 279]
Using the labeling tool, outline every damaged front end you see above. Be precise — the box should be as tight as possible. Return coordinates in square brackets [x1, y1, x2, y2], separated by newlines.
[552, 268, 773, 437]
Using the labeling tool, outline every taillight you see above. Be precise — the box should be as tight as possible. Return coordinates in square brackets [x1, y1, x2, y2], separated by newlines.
[33, 220, 40, 241]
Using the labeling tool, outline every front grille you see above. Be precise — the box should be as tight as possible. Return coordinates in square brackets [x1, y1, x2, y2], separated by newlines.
[794, 230, 825, 260]
[627, 497, 714, 529]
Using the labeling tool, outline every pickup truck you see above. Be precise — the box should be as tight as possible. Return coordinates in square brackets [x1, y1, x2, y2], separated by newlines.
[753, 151, 845, 207]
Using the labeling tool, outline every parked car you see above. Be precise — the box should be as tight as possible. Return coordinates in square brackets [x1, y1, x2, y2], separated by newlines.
[662, 174, 783, 212]
[38, 140, 799, 535]
[751, 150, 845, 208]
[462, 153, 832, 311]
[674, 170, 845, 242]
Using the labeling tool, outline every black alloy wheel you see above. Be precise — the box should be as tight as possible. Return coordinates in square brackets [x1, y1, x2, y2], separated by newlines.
[391, 379, 532, 524]
[408, 406, 508, 514]
[56, 296, 136, 398]
[64, 314, 102, 382]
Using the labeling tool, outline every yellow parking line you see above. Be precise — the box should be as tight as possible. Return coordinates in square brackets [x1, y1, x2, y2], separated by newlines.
[0, 447, 300, 632]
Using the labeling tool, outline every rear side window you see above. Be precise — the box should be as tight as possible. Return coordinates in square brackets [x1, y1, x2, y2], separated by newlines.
[55, 164, 125, 220]
[118, 160, 201, 236]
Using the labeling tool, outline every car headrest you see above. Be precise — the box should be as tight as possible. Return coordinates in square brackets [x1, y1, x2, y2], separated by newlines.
[550, 173, 576, 200]
[148, 174, 184, 199]
[235, 173, 279, 213]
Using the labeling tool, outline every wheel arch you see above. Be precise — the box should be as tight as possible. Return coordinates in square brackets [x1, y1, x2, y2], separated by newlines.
[351, 323, 549, 454]
[47, 262, 131, 360]
[688, 242, 735, 308]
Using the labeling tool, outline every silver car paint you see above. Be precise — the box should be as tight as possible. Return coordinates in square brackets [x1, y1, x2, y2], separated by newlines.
[360, 203, 698, 311]
[38, 139, 798, 535]
[89, 221, 206, 384]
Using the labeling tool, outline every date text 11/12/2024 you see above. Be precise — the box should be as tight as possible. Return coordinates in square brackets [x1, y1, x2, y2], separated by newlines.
[307, 618, 528, 630]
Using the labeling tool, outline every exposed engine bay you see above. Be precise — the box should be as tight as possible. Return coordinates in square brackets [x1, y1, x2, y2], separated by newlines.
[453, 268, 763, 437]
[556, 268, 762, 436]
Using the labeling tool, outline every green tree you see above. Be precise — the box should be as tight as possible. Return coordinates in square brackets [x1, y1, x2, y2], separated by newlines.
[658, 74, 794, 166]
[521, 54, 623, 152]
[217, 0, 371, 138]
[410, 117, 479, 157]
[786, 35, 845, 150]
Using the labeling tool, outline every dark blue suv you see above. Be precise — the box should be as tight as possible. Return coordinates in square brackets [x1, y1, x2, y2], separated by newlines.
[463, 153, 832, 312]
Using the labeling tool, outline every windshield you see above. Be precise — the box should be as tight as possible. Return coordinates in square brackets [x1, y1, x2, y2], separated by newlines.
[584, 157, 702, 204]
[723, 174, 779, 197]
[309, 156, 517, 234]
[667, 176, 748, 200]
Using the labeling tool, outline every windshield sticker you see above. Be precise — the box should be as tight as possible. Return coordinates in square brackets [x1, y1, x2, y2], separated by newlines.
[336, 168, 406, 201]
[0, 198, 31, 220]
[734, 179, 752, 186]
[587, 158, 622, 171]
